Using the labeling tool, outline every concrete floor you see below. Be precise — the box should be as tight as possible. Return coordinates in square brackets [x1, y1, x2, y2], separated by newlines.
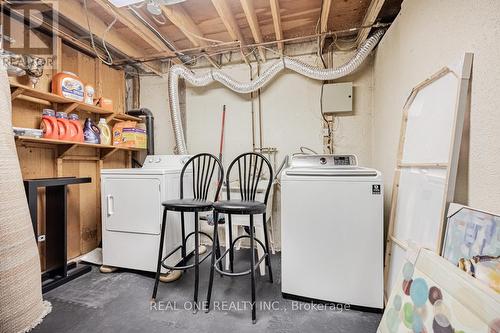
[34, 251, 381, 333]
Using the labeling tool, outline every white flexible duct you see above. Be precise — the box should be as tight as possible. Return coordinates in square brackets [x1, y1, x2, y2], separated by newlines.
[168, 29, 386, 154]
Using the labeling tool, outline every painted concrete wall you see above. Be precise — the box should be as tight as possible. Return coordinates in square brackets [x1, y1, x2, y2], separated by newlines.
[139, 75, 176, 155]
[372, 0, 500, 217]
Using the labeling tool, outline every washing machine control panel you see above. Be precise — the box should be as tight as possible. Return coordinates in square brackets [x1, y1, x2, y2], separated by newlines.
[290, 154, 358, 168]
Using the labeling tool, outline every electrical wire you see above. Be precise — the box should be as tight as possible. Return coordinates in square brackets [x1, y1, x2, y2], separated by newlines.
[316, 0, 327, 69]
[300, 147, 318, 155]
[83, 0, 116, 65]
[320, 82, 334, 154]
[152, 13, 167, 25]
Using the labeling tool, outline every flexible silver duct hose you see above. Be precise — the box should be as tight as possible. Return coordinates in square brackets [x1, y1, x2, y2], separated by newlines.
[168, 29, 385, 154]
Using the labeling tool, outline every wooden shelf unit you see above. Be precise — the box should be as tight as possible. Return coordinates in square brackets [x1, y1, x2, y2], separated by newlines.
[10, 82, 113, 115]
[15, 136, 145, 160]
[10, 82, 143, 123]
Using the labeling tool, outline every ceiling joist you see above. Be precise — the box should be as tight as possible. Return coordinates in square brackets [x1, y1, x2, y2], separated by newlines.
[40, 0, 163, 74]
[239, 0, 266, 62]
[92, 0, 176, 56]
[210, 0, 251, 64]
[320, 0, 332, 33]
[356, 0, 386, 45]
[269, 0, 284, 52]
[160, 3, 220, 67]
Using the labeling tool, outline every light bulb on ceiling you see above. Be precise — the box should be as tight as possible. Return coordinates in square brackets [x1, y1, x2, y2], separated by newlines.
[146, 0, 162, 15]
[146, 0, 186, 15]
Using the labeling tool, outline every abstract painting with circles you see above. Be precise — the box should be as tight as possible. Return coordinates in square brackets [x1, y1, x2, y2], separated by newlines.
[378, 249, 500, 333]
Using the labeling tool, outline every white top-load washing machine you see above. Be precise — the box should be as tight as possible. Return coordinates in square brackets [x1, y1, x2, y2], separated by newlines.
[101, 155, 194, 273]
[281, 154, 383, 309]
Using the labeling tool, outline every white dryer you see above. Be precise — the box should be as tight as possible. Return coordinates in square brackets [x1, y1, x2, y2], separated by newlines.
[101, 155, 194, 273]
[280, 154, 384, 309]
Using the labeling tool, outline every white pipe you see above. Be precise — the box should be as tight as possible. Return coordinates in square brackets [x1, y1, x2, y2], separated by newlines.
[168, 29, 386, 154]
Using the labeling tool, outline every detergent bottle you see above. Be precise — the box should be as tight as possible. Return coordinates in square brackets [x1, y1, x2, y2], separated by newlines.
[68, 114, 84, 142]
[97, 118, 112, 145]
[83, 118, 101, 144]
[40, 109, 59, 139]
[56, 112, 71, 140]
[52, 71, 84, 102]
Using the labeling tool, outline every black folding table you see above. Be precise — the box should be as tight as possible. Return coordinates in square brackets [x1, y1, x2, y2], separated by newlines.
[24, 177, 92, 293]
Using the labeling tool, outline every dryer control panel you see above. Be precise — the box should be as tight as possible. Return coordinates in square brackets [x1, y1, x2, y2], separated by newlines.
[142, 155, 192, 169]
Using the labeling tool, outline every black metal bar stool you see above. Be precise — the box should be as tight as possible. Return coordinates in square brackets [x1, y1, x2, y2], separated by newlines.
[151, 153, 224, 313]
[205, 152, 274, 323]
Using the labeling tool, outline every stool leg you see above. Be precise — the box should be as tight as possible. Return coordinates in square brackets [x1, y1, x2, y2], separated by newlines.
[205, 211, 219, 312]
[193, 212, 199, 313]
[262, 213, 273, 283]
[152, 208, 168, 300]
[215, 224, 223, 274]
[228, 214, 234, 273]
[249, 214, 256, 324]
[180, 212, 186, 268]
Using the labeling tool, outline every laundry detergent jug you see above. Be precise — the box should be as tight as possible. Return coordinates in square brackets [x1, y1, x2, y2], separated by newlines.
[68, 113, 84, 142]
[97, 118, 112, 145]
[84, 118, 101, 144]
[52, 71, 84, 102]
[40, 109, 59, 139]
[56, 112, 71, 140]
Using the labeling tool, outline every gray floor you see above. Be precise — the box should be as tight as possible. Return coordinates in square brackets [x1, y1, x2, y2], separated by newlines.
[33, 250, 381, 333]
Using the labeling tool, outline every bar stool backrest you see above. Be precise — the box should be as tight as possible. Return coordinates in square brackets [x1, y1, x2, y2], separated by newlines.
[226, 152, 273, 204]
[180, 153, 224, 201]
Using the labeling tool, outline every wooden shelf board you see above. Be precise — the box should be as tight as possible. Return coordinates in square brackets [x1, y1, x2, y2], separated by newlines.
[10, 82, 114, 116]
[112, 113, 142, 122]
[15, 136, 145, 153]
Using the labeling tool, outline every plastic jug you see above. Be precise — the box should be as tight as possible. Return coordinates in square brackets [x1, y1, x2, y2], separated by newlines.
[83, 118, 101, 144]
[40, 109, 59, 139]
[97, 118, 111, 145]
[84, 84, 95, 105]
[56, 112, 71, 140]
[68, 113, 84, 142]
[52, 71, 84, 102]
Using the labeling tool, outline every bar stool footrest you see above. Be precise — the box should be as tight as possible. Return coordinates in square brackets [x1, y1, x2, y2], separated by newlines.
[160, 232, 214, 271]
[213, 246, 267, 277]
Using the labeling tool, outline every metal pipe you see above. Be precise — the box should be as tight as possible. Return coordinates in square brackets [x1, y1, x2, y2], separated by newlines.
[114, 23, 390, 65]
[127, 6, 193, 64]
[126, 108, 155, 155]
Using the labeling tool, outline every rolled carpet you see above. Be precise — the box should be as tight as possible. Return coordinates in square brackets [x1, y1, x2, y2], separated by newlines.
[0, 65, 51, 331]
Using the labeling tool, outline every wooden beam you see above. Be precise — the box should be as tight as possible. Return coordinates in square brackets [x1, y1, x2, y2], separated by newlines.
[92, 1, 171, 52]
[269, 0, 284, 51]
[160, 4, 220, 67]
[92, 0, 177, 57]
[355, 0, 386, 46]
[212, 0, 245, 43]
[239, 0, 266, 61]
[39, 0, 163, 74]
[210, 0, 250, 64]
[11, 88, 25, 101]
[161, 4, 206, 48]
[320, 0, 332, 33]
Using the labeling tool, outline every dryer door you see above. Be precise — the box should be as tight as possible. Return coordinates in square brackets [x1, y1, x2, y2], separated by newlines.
[103, 176, 162, 235]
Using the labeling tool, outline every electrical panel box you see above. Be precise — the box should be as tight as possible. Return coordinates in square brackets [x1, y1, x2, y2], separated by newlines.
[321, 82, 353, 114]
